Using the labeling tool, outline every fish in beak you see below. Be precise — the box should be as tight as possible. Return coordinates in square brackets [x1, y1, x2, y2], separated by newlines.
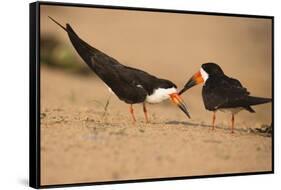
[169, 93, 191, 118]
[179, 71, 204, 95]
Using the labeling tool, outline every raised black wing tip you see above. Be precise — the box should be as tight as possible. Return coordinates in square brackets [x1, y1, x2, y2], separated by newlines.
[65, 24, 79, 37]
[48, 16, 74, 35]
[66, 23, 71, 28]
[48, 16, 68, 32]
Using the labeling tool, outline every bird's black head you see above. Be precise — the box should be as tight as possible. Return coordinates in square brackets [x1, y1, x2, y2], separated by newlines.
[201, 62, 224, 76]
[179, 62, 224, 95]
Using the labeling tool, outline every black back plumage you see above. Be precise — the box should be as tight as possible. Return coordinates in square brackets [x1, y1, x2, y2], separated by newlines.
[49, 17, 176, 104]
[201, 63, 271, 112]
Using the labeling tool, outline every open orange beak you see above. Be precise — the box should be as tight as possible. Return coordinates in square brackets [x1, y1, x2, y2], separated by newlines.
[179, 71, 204, 95]
[169, 93, 190, 118]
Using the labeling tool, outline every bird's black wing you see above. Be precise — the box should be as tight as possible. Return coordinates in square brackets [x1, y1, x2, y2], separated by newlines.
[202, 76, 250, 111]
[66, 24, 163, 94]
[68, 24, 156, 103]
[121, 66, 167, 94]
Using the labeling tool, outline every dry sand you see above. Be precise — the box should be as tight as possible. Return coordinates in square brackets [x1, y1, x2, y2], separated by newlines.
[40, 5, 272, 186]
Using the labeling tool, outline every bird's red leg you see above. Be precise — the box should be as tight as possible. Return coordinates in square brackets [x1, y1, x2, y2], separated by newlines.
[231, 113, 235, 133]
[129, 104, 136, 123]
[211, 111, 216, 130]
[143, 103, 149, 123]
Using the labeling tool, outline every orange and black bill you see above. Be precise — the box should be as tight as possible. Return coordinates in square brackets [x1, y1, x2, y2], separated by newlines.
[179, 71, 204, 95]
[170, 93, 191, 118]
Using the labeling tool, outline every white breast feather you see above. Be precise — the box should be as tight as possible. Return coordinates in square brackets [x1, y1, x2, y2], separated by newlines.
[146, 87, 177, 104]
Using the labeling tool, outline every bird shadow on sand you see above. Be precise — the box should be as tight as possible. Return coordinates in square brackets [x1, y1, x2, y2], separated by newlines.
[165, 120, 272, 137]
[165, 120, 233, 132]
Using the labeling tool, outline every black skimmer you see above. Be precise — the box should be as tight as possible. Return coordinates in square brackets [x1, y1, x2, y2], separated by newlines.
[49, 17, 190, 123]
[179, 62, 271, 133]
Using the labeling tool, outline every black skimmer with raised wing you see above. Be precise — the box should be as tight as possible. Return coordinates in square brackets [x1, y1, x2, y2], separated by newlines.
[49, 17, 190, 123]
[179, 62, 271, 133]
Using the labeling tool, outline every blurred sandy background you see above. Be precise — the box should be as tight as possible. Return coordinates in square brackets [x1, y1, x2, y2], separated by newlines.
[40, 5, 272, 186]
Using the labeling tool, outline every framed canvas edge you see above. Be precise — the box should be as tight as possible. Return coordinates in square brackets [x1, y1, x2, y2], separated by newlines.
[29, 1, 275, 189]
[38, 0, 274, 19]
[29, 2, 41, 189]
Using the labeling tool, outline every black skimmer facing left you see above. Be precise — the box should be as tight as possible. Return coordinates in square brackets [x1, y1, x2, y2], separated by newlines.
[49, 17, 190, 123]
[179, 62, 271, 133]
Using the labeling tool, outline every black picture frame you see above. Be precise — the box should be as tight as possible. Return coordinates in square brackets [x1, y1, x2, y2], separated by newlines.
[30, 1, 274, 188]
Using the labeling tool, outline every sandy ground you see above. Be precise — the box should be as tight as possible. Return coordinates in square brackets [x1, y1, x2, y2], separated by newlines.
[40, 67, 272, 185]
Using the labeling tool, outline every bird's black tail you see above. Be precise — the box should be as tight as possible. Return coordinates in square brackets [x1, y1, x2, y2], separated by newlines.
[245, 96, 272, 106]
[48, 16, 99, 70]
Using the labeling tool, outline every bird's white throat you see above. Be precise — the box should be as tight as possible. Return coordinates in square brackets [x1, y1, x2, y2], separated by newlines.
[200, 67, 209, 82]
[146, 87, 177, 104]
